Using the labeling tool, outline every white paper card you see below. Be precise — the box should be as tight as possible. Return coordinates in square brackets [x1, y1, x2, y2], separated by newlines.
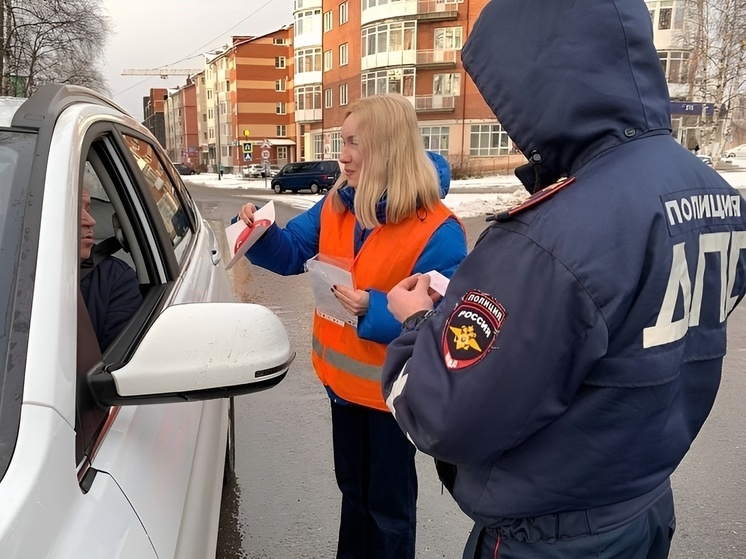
[306, 255, 358, 328]
[425, 270, 450, 296]
[224, 201, 275, 270]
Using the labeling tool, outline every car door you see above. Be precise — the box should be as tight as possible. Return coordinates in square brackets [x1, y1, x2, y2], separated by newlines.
[77, 126, 233, 559]
[0, 104, 159, 558]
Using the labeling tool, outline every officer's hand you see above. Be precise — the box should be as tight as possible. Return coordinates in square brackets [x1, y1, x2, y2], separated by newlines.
[238, 202, 258, 225]
[332, 285, 370, 316]
[387, 274, 434, 324]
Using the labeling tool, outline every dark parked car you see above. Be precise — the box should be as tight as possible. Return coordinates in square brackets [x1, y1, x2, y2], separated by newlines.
[270, 160, 340, 194]
[172, 162, 197, 175]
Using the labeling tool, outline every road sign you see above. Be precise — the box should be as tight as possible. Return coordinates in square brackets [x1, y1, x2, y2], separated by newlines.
[261, 139, 272, 149]
[244, 129, 250, 138]
[242, 142, 252, 154]
[243, 153, 252, 162]
[261, 149, 270, 160]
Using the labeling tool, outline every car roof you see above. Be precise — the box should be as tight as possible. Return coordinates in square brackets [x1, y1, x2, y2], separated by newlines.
[0, 85, 129, 132]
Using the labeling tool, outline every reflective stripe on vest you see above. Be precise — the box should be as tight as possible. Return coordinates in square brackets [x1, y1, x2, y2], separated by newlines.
[311, 195, 460, 410]
[312, 335, 381, 381]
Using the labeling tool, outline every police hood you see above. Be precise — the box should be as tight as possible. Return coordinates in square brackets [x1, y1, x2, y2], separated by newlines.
[462, 0, 672, 192]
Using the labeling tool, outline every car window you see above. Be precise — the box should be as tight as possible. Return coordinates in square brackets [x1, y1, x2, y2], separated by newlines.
[0, 130, 37, 482]
[121, 134, 194, 263]
[76, 130, 183, 467]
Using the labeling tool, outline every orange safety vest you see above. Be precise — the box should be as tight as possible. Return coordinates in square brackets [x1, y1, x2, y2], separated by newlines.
[311, 196, 459, 411]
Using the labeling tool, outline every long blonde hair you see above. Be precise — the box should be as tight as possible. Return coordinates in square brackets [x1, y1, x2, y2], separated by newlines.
[331, 94, 440, 229]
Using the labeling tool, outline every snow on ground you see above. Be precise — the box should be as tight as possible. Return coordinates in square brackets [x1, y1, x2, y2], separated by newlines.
[185, 158, 746, 219]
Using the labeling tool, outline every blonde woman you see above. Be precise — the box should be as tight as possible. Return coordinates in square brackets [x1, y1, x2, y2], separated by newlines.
[237, 94, 467, 558]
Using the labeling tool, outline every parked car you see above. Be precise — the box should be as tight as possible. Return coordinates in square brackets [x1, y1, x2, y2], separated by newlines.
[172, 162, 197, 175]
[263, 164, 281, 178]
[270, 160, 341, 194]
[696, 154, 713, 166]
[0, 85, 294, 558]
[242, 163, 264, 178]
[725, 144, 746, 158]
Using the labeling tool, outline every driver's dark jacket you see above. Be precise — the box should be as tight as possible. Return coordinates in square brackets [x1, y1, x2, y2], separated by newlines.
[381, 0, 746, 531]
[81, 255, 142, 351]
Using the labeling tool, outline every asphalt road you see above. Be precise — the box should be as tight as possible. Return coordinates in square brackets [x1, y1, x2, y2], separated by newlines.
[191, 184, 745, 559]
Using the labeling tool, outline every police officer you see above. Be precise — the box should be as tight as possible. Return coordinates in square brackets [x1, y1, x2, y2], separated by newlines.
[382, 1, 746, 558]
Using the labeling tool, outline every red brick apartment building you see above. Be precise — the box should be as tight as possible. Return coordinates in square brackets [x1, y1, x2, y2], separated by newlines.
[192, 28, 295, 172]
[162, 1, 525, 174]
[142, 88, 168, 149]
[294, 0, 522, 173]
[164, 81, 198, 166]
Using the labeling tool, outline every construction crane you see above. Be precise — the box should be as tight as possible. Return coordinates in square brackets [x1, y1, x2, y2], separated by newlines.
[122, 68, 203, 79]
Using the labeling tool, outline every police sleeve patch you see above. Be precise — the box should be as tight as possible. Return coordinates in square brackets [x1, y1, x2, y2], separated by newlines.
[442, 290, 507, 370]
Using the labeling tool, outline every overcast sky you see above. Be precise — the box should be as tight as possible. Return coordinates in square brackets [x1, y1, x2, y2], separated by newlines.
[101, 0, 294, 120]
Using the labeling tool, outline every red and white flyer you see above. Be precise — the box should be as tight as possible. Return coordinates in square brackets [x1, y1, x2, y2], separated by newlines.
[224, 201, 275, 270]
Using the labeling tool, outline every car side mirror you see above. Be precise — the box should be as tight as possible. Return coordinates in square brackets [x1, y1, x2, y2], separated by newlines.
[88, 303, 294, 406]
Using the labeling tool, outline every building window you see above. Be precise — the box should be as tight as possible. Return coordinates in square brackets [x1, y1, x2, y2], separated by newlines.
[339, 83, 348, 106]
[324, 88, 333, 108]
[433, 73, 461, 96]
[225, 79, 230, 91]
[658, 50, 690, 84]
[275, 56, 286, 69]
[361, 68, 415, 97]
[340, 2, 348, 24]
[659, 6, 672, 29]
[295, 85, 322, 110]
[313, 133, 323, 160]
[434, 27, 463, 49]
[277, 146, 288, 161]
[273, 38, 287, 45]
[277, 125, 287, 137]
[362, 21, 416, 57]
[323, 10, 332, 32]
[470, 123, 510, 157]
[421, 126, 450, 157]
[295, 8, 321, 36]
[276, 79, 286, 91]
[339, 43, 349, 66]
[330, 131, 342, 159]
[296, 47, 322, 73]
[324, 50, 333, 71]
[276, 102, 287, 114]
[207, 89, 212, 99]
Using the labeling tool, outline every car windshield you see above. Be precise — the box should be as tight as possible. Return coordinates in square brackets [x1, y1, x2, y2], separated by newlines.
[0, 130, 37, 473]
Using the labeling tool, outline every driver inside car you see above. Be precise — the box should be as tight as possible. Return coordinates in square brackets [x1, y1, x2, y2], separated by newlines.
[79, 174, 142, 351]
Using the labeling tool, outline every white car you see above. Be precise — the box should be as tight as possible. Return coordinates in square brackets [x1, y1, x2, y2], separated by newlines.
[725, 144, 746, 157]
[242, 163, 264, 178]
[0, 85, 294, 557]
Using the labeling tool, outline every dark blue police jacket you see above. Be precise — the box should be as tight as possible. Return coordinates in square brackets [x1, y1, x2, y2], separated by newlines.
[382, 0, 746, 530]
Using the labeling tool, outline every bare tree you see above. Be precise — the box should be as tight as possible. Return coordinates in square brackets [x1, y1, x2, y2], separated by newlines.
[684, 0, 746, 157]
[0, 0, 111, 97]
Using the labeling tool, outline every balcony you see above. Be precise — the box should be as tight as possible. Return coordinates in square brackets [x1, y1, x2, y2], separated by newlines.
[296, 108, 322, 123]
[415, 0, 460, 21]
[361, 0, 458, 26]
[416, 49, 458, 69]
[361, 49, 457, 71]
[414, 95, 456, 112]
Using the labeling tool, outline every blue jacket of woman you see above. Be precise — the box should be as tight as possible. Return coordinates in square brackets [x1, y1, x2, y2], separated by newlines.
[246, 151, 466, 347]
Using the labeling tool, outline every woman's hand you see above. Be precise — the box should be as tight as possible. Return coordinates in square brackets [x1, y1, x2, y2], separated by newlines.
[332, 285, 370, 316]
[238, 202, 258, 225]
